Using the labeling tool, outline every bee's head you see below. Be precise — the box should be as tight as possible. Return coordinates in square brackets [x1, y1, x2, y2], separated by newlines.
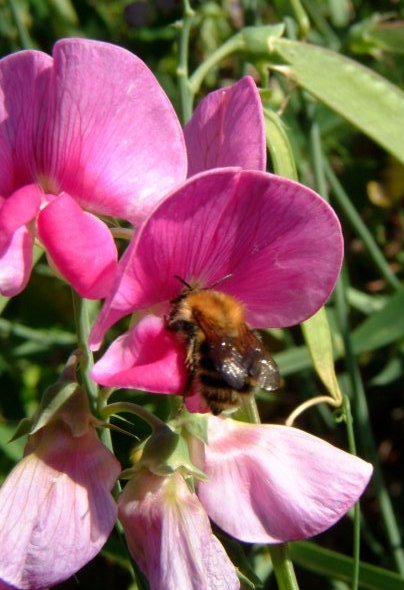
[173, 273, 233, 294]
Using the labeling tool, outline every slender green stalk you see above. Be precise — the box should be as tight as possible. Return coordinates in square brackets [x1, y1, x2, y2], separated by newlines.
[335, 273, 404, 575]
[177, 0, 195, 124]
[7, 0, 34, 49]
[310, 119, 364, 586]
[71, 291, 98, 412]
[309, 120, 328, 199]
[189, 33, 245, 96]
[342, 395, 360, 590]
[243, 397, 301, 590]
[269, 544, 300, 590]
[102, 401, 169, 431]
[289, 0, 310, 38]
[324, 159, 402, 292]
[0, 296, 10, 316]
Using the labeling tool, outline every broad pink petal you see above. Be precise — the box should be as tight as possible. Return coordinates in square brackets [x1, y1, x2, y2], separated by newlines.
[119, 470, 239, 590]
[0, 226, 33, 297]
[185, 77, 266, 176]
[37, 193, 118, 298]
[0, 40, 186, 224]
[92, 315, 187, 393]
[0, 185, 41, 249]
[0, 422, 120, 590]
[41, 39, 186, 222]
[0, 50, 53, 196]
[195, 417, 372, 544]
[90, 168, 343, 347]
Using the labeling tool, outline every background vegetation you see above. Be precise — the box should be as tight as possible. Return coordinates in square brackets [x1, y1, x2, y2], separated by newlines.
[0, 0, 403, 588]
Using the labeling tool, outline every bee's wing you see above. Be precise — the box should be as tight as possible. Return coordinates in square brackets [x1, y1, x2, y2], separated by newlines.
[241, 328, 281, 392]
[194, 312, 249, 389]
[209, 339, 249, 390]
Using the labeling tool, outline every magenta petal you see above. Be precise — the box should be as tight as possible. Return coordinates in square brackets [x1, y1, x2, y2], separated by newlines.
[91, 315, 187, 393]
[91, 168, 343, 345]
[185, 77, 266, 175]
[0, 50, 53, 196]
[43, 39, 186, 222]
[196, 417, 372, 544]
[118, 471, 240, 590]
[0, 185, 41, 249]
[0, 226, 33, 297]
[0, 423, 120, 590]
[37, 193, 118, 298]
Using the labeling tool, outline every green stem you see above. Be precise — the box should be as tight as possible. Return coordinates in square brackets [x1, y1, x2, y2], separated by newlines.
[269, 544, 300, 590]
[7, 0, 34, 49]
[177, 0, 195, 124]
[342, 395, 360, 590]
[243, 397, 300, 589]
[324, 159, 402, 292]
[102, 401, 168, 431]
[289, 0, 310, 38]
[309, 119, 328, 198]
[310, 119, 364, 585]
[71, 292, 98, 413]
[189, 33, 245, 96]
[335, 274, 404, 575]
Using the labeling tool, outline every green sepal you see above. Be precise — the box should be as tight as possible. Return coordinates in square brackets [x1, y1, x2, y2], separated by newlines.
[30, 383, 91, 437]
[8, 417, 34, 442]
[138, 426, 208, 481]
[173, 411, 209, 444]
[240, 24, 285, 58]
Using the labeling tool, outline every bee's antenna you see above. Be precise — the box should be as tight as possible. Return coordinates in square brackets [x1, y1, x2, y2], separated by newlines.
[173, 275, 193, 290]
[208, 273, 233, 289]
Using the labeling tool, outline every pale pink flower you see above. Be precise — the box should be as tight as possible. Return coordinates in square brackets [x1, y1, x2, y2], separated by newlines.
[192, 416, 373, 544]
[0, 38, 186, 298]
[0, 421, 120, 589]
[118, 469, 240, 590]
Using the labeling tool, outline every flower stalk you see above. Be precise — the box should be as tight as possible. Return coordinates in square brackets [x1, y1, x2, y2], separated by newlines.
[269, 544, 301, 590]
[72, 291, 98, 412]
[189, 33, 245, 96]
[177, 0, 195, 124]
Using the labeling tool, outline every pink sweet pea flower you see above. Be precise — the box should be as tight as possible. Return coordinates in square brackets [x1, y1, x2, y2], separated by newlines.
[0, 421, 120, 589]
[90, 167, 343, 398]
[0, 38, 186, 298]
[118, 469, 240, 590]
[184, 76, 266, 176]
[192, 416, 373, 544]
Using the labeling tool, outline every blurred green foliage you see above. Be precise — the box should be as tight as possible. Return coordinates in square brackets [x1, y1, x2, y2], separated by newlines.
[1, 1, 404, 589]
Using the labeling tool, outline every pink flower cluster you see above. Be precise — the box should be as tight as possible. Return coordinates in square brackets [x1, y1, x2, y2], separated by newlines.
[0, 39, 372, 590]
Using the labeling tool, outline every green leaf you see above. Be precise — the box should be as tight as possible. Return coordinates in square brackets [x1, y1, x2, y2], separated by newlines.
[274, 345, 311, 376]
[268, 38, 404, 165]
[301, 307, 342, 402]
[351, 289, 404, 354]
[262, 107, 298, 180]
[276, 290, 404, 377]
[349, 15, 404, 56]
[290, 541, 404, 590]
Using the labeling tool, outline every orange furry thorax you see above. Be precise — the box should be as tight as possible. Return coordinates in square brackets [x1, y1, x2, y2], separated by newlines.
[180, 290, 246, 336]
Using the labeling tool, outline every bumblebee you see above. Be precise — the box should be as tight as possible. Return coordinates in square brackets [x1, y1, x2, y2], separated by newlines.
[166, 279, 280, 415]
